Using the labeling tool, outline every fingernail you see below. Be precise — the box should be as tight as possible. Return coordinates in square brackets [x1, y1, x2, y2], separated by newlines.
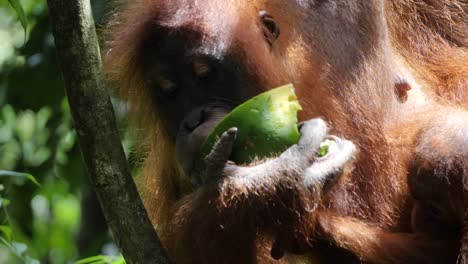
[227, 127, 238, 134]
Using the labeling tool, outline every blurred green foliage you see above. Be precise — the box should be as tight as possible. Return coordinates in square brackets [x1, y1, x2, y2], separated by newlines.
[0, 0, 131, 263]
[7, 0, 28, 39]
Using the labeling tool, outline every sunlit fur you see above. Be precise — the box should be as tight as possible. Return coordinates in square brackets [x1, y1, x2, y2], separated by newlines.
[105, 0, 467, 263]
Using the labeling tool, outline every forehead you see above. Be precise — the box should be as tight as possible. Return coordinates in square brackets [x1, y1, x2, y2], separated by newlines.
[145, 1, 265, 57]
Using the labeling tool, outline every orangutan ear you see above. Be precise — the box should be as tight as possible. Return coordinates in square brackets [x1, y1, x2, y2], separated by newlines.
[259, 10, 280, 47]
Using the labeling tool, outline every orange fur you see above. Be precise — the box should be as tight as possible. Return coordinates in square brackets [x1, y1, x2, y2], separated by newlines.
[105, 0, 467, 263]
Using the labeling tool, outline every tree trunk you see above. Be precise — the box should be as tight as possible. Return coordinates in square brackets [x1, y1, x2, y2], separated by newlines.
[46, 0, 171, 263]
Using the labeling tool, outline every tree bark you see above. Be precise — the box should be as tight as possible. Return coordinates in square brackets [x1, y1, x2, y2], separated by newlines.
[46, 1, 171, 263]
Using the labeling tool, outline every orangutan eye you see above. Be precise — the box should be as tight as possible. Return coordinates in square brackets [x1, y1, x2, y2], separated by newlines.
[193, 59, 211, 79]
[259, 10, 280, 46]
[159, 79, 178, 97]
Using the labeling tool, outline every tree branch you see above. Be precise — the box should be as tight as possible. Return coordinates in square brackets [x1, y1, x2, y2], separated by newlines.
[46, 0, 171, 263]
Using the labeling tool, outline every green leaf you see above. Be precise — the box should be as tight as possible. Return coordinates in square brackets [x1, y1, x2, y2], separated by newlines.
[0, 198, 11, 208]
[36, 107, 52, 130]
[2, 105, 16, 127]
[0, 237, 17, 255]
[0, 170, 40, 187]
[112, 257, 126, 264]
[7, 0, 27, 40]
[25, 256, 41, 264]
[0, 225, 13, 243]
[16, 110, 36, 142]
[75, 255, 110, 264]
[12, 241, 28, 255]
[75, 255, 126, 264]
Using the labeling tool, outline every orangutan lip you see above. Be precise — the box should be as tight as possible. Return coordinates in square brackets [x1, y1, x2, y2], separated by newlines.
[175, 104, 231, 179]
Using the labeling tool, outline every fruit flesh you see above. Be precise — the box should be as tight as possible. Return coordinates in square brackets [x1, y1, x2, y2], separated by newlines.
[319, 139, 332, 157]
